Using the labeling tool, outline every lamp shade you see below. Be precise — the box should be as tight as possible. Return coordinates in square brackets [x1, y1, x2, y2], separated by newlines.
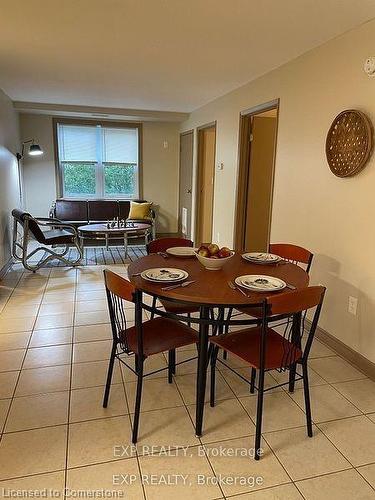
[28, 143, 43, 156]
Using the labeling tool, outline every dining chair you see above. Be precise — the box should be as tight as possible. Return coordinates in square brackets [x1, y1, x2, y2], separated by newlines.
[146, 237, 199, 323]
[223, 243, 314, 374]
[209, 285, 326, 460]
[103, 269, 199, 443]
[269, 243, 313, 273]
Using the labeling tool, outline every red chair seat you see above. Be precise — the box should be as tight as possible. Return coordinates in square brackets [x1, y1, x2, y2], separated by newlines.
[160, 299, 199, 315]
[211, 327, 302, 370]
[123, 317, 198, 357]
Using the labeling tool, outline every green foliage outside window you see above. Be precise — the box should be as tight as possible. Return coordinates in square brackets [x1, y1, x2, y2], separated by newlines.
[62, 162, 136, 197]
[104, 163, 136, 195]
[63, 163, 96, 196]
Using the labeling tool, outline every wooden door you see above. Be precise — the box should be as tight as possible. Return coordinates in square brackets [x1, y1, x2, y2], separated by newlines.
[244, 115, 277, 251]
[234, 102, 279, 252]
[196, 125, 216, 244]
[178, 131, 194, 237]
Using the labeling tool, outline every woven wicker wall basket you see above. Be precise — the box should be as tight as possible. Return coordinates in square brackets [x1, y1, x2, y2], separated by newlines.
[326, 109, 374, 177]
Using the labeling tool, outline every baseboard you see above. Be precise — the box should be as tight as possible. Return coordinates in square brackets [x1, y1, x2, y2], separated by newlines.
[0, 256, 15, 279]
[311, 321, 375, 381]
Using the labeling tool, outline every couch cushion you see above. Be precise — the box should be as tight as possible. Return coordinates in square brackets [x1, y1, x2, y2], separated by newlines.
[55, 200, 88, 222]
[88, 200, 119, 221]
[118, 200, 131, 219]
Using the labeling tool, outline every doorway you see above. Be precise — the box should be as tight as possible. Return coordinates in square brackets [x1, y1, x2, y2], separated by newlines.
[195, 123, 216, 244]
[234, 101, 279, 252]
[178, 130, 194, 237]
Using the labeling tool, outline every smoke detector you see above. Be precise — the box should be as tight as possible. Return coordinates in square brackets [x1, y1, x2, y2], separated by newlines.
[364, 57, 375, 77]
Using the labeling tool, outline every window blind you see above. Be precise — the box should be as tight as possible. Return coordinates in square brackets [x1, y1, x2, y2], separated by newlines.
[102, 127, 138, 164]
[58, 124, 97, 162]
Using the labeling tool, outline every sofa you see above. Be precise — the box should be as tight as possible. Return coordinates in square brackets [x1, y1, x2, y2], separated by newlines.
[49, 199, 156, 240]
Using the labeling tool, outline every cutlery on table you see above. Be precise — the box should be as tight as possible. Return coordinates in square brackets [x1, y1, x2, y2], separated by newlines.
[157, 252, 169, 258]
[131, 272, 142, 277]
[161, 280, 195, 291]
[228, 280, 249, 297]
[285, 282, 297, 290]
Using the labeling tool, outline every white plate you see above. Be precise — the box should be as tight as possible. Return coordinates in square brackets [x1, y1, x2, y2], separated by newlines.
[141, 268, 188, 282]
[166, 247, 197, 257]
[235, 275, 286, 292]
[242, 252, 281, 264]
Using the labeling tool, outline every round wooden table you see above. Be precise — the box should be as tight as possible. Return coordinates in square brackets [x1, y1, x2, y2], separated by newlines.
[128, 253, 309, 436]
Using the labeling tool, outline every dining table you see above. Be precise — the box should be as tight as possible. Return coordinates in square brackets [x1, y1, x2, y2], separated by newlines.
[128, 252, 309, 437]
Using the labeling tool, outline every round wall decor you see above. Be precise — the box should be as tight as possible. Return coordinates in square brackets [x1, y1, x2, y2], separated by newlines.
[326, 109, 373, 177]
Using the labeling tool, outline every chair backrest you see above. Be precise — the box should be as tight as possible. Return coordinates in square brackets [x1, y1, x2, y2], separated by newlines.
[264, 285, 326, 366]
[103, 269, 136, 353]
[12, 209, 47, 244]
[269, 243, 313, 273]
[147, 237, 193, 254]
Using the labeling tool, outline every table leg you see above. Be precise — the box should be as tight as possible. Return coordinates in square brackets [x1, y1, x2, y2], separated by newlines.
[105, 234, 109, 251]
[79, 237, 84, 258]
[124, 233, 128, 257]
[195, 306, 210, 437]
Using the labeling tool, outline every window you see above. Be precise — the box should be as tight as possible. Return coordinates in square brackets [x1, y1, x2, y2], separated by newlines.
[56, 121, 140, 199]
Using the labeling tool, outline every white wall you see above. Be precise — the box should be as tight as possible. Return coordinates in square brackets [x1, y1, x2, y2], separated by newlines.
[20, 115, 180, 233]
[0, 89, 20, 271]
[181, 19, 375, 363]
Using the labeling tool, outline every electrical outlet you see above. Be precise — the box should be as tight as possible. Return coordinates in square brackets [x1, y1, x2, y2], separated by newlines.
[348, 296, 358, 315]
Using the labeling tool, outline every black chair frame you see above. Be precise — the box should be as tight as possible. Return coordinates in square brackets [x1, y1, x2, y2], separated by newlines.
[209, 287, 325, 460]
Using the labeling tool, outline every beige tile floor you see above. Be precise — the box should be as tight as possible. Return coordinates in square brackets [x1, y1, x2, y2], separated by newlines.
[0, 264, 374, 499]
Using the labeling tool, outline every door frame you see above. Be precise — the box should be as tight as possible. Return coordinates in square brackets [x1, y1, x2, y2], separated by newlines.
[178, 129, 194, 236]
[233, 99, 280, 251]
[195, 121, 217, 244]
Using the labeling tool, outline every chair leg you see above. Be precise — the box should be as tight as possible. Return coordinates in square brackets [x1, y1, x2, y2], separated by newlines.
[150, 296, 156, 319]
[254, 367, 265, 460]
[288, 363, 297, 393]
[210, 346, 219, 407]
[187, 312, 191, 328]
[302, 362, 313, 437]
[168, 349, 176, 382]
[250, 367, 256, 394]
[132, 357, 144, 444]
[103, 343, 117, 408]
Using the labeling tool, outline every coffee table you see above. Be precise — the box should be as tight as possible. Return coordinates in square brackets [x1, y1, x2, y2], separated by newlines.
[78, 222, 152, 256]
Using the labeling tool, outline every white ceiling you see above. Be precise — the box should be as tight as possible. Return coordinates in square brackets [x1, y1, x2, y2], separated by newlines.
[1, 0, 375, 113]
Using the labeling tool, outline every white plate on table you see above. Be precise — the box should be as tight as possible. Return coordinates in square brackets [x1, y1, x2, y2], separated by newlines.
[140, 268, 188, 283]
[166, 247, 197, 257]
[235, 275, 286, 292]
[242, 252, 281, 264]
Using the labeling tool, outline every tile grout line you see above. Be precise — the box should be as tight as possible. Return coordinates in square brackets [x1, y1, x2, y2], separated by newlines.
[63, 267, 77, 499]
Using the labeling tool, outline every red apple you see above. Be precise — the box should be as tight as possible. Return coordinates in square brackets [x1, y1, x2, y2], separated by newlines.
[218, 247, 232, 258]
[207, 243, 219, 256]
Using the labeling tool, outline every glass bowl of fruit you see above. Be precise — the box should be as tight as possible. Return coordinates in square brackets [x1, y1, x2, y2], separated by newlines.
[195, 244, 234, 270]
